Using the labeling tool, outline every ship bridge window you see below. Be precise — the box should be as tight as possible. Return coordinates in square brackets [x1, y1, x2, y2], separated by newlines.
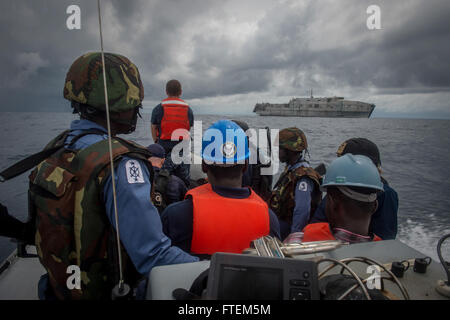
[314, 104, 319, 108]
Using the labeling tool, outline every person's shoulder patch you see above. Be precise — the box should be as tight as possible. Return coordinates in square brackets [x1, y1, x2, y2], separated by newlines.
[125, 160, 145, 184]
[298, 181, 308, 192]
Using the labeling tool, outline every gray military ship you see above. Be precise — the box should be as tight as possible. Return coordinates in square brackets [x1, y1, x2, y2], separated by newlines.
[253, 92, 375, 118]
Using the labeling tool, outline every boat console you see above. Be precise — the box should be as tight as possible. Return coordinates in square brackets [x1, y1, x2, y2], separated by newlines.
[206, 253, 319, 300]
[147, 240, 449, 300]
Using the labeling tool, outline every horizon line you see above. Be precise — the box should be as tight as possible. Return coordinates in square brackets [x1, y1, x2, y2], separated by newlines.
[1, 110, 449, 120]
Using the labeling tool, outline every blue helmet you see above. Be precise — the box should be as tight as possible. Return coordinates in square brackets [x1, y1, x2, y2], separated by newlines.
[322, 154, 383, 191]
[202, 120, 250, 164]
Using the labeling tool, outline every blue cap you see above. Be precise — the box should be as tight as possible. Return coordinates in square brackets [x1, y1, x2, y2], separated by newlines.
[202, 120, 250, 164]
[147, 143, 166, 158]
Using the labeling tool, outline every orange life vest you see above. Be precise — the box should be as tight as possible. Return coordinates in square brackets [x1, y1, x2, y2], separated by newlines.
[186, 183, 270, 255]
[302, 222, 382, 243]
[159, 97, 190, 140]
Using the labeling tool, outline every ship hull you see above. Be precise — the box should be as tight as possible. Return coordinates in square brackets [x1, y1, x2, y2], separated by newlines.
[253, 97, 376, 118]
[255, 110, 373, 118]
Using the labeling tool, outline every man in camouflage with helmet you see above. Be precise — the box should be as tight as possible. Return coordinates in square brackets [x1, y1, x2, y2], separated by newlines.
[269, 127, 321, 240]
[30, 52, 197, 300]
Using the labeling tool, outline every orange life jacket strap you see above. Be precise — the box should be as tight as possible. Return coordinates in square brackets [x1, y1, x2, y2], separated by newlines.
[302, 223, 336, 242]
[302, 222, 382, 242]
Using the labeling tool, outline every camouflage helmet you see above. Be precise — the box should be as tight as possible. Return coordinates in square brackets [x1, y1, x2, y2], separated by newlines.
[278, 127, 308, 152]
[63, 52, 144, 113]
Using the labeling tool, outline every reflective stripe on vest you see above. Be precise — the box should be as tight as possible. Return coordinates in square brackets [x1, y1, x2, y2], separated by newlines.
[186, 183, 270, 255]
[159, 97, 190, 140]
[302, 222, 382, 242]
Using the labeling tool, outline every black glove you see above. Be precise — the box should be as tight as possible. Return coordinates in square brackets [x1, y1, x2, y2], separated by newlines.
[172, 269, 209, 300]
[0, 202, 33, 243]
[172, 288, 202, 300]
[0, 202, 8, 217]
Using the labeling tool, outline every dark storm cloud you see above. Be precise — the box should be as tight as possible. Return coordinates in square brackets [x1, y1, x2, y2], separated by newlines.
[0, 0, 449, 114]
[175, 0, 450, 101]
[233, 0, 450, 94]
[0, 0, 101, 111]
[307, 0, 450, 92]
[372, 2, 450, 90]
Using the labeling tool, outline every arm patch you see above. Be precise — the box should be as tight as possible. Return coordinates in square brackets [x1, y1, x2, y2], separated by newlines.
[298, 181, 308, 192]
[125, 160, 145, 184]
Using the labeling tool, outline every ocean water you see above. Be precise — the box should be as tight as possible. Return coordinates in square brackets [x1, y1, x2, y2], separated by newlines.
[0, 112, 449, 264]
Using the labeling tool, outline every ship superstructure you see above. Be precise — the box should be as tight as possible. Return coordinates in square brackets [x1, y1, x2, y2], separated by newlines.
[253, 93, 375, 118]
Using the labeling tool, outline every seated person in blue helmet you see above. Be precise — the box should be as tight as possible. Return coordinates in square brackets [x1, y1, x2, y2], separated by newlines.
[147, 143, 188, 213]
[310, 138, 398, 240]
[303, 154, 384, 243]
[161, 120, 280, 257]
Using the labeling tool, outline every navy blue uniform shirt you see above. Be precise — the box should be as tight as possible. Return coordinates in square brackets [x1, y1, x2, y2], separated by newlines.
[309, 180, 398, 240]
[161, 185, 281, 254]
[153, 167, 188, 204]
[242, 163, 253, 187]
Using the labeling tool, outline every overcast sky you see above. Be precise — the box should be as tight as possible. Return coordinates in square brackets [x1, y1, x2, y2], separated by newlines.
[0, 0, 449, 118]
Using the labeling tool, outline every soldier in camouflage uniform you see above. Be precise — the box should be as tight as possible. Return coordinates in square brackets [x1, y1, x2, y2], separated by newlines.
[30, 52, 197, 300]
[269, 127, 321, 240]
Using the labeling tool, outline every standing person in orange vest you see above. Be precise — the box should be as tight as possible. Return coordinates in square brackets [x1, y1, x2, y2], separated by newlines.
[302, 154, 384, 243]
[151, 80, 194, 186]
[161, 120, 280, 257]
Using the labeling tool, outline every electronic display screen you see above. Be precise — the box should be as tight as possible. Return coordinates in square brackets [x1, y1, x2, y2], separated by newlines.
[217, 264, 283, 300]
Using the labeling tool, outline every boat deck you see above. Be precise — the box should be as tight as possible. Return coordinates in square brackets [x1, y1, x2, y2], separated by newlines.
[0, 247, 44, 300]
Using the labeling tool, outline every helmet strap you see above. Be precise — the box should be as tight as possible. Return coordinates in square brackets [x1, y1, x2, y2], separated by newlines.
[337, 186, 377, 202]
[73, 102, 104, 123]
[73, 102, 141, 134]
[305, 149, 311, 162]
[332, 227, 372, 243]
[293, 150, 308, 164]
[109, 105, 141, 134]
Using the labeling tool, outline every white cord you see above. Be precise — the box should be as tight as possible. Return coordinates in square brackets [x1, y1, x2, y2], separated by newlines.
[97, 0, 124, 290]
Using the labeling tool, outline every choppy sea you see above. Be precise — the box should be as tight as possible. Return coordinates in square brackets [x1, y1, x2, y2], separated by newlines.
[0, 112, 449, 263]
